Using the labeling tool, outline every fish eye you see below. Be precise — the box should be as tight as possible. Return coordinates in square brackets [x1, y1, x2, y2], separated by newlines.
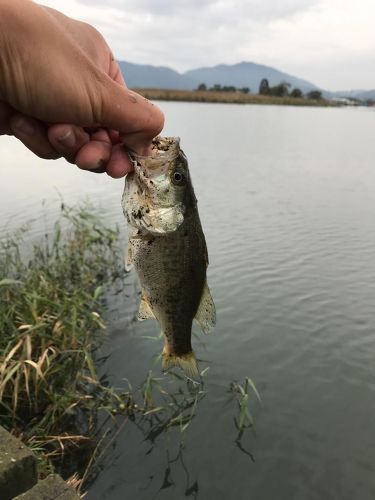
[171, 170, 186, 185]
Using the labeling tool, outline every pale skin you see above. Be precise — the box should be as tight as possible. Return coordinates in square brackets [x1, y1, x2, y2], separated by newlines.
[0, 0, 164, 177]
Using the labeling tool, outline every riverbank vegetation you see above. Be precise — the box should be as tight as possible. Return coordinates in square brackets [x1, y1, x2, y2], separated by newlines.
[0, 205, 129, 481]
[133, 87, 336, 106]
[0, 204, 261, 493]
[0, 205, 211, 492]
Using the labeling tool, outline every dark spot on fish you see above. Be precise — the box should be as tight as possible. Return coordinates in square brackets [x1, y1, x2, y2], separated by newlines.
[146, 208, 150, 213]
[132, 209, 143, 219]
[150, 180, 154, 185]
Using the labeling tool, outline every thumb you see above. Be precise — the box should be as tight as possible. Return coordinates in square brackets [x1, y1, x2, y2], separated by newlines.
[93, 73, 164, 154]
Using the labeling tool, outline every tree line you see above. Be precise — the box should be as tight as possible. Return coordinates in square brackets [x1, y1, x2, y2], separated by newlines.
[258, 78, 322, 99]
[196, 83, 250, 94]
[195, 79, 323, 100]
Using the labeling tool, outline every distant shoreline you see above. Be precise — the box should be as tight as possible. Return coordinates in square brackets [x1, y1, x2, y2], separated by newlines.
[133, 88, 337, 107]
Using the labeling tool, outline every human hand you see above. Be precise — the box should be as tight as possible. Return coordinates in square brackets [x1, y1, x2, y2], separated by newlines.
[0, 0, 164, 177]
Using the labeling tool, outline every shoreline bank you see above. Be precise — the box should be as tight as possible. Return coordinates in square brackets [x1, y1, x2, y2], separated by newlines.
[133, 88, 337, 107]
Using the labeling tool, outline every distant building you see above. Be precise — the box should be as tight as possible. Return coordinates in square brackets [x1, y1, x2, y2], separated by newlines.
[330, 97, 358, 106]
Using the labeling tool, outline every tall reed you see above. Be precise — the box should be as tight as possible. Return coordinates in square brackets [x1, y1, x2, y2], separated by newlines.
[0, 204, 126, 475]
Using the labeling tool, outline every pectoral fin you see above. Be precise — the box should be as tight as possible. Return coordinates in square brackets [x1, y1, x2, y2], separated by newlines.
[137, 293, 156, 321]
[195, 282, 216, 334]
[125, 242, 134, 272]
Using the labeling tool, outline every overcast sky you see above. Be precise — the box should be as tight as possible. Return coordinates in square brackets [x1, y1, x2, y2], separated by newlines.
[43, 0, 375, 91]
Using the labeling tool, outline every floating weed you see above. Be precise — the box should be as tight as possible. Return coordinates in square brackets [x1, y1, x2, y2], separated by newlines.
[142, 370, 167, 408]
[230, 376, 261, 432]
[126, 370, 207, 446]
[81, 369, 208, 488]
[230, 375, 261, 453]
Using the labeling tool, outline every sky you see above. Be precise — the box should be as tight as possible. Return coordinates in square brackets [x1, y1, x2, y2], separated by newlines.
[43, 0, 375, 91]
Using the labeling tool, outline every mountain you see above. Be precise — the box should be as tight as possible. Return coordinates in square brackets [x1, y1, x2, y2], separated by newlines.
[118, 61, 195, 90]
[119, 60, 375, 100]
[184, 61, 319, 93]
[120, 60, 318, 93]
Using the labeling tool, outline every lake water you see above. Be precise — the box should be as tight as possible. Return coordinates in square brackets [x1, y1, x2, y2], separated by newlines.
[2, 102, 375, 499]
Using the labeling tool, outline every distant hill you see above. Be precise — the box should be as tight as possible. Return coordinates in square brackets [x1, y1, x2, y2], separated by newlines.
[184, 61, 319, 93]
[119, 60, 375, 100]
[119, 60, 318, 93]
[118, 61, 195, 90]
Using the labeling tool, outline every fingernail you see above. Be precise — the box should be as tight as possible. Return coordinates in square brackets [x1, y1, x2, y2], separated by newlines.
[57, 130, 76, 148]
[13, 117, 34, 135]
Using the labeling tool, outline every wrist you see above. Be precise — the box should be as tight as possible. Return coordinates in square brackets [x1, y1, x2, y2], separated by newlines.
[0, 1, 40, 100]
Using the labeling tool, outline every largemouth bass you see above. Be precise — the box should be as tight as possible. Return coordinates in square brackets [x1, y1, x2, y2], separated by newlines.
[122, 137, 216, 378]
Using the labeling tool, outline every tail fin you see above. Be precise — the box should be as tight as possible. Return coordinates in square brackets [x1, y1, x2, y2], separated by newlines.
[162, 347, 199, 380]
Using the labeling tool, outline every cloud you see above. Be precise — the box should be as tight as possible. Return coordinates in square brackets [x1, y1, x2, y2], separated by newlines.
[74, 0, 317, 22]
[59, 0, 317, 69]
[42, 0, 375, 90]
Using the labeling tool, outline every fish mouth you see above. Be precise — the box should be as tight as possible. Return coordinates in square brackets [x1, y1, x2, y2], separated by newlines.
[124, 136, 186, 234]
[128, 136, 181, 175]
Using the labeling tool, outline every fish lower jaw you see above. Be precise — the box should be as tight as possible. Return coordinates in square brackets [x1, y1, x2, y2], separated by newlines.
[161, 348, 199, 380]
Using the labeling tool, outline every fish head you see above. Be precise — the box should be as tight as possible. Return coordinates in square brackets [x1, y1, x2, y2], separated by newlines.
[123, 137, 196, 235]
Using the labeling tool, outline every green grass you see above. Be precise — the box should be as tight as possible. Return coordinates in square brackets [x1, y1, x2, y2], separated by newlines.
[231, 376, 261, 433]
[0, 204, 129, 480]
[229, 377, 261, 461]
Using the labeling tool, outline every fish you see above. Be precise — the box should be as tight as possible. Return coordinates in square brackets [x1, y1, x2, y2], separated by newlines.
[122, 136, 216, 379]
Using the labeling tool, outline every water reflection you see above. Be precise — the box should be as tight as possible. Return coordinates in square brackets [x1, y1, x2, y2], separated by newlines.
[138, 372, 206, 447]
[84, 362, 263, 499]
[153, 445, 199, 499]
[85, 369, 206, 497]
[234, 428, 255, 463]
[4, 105, 375, 499]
